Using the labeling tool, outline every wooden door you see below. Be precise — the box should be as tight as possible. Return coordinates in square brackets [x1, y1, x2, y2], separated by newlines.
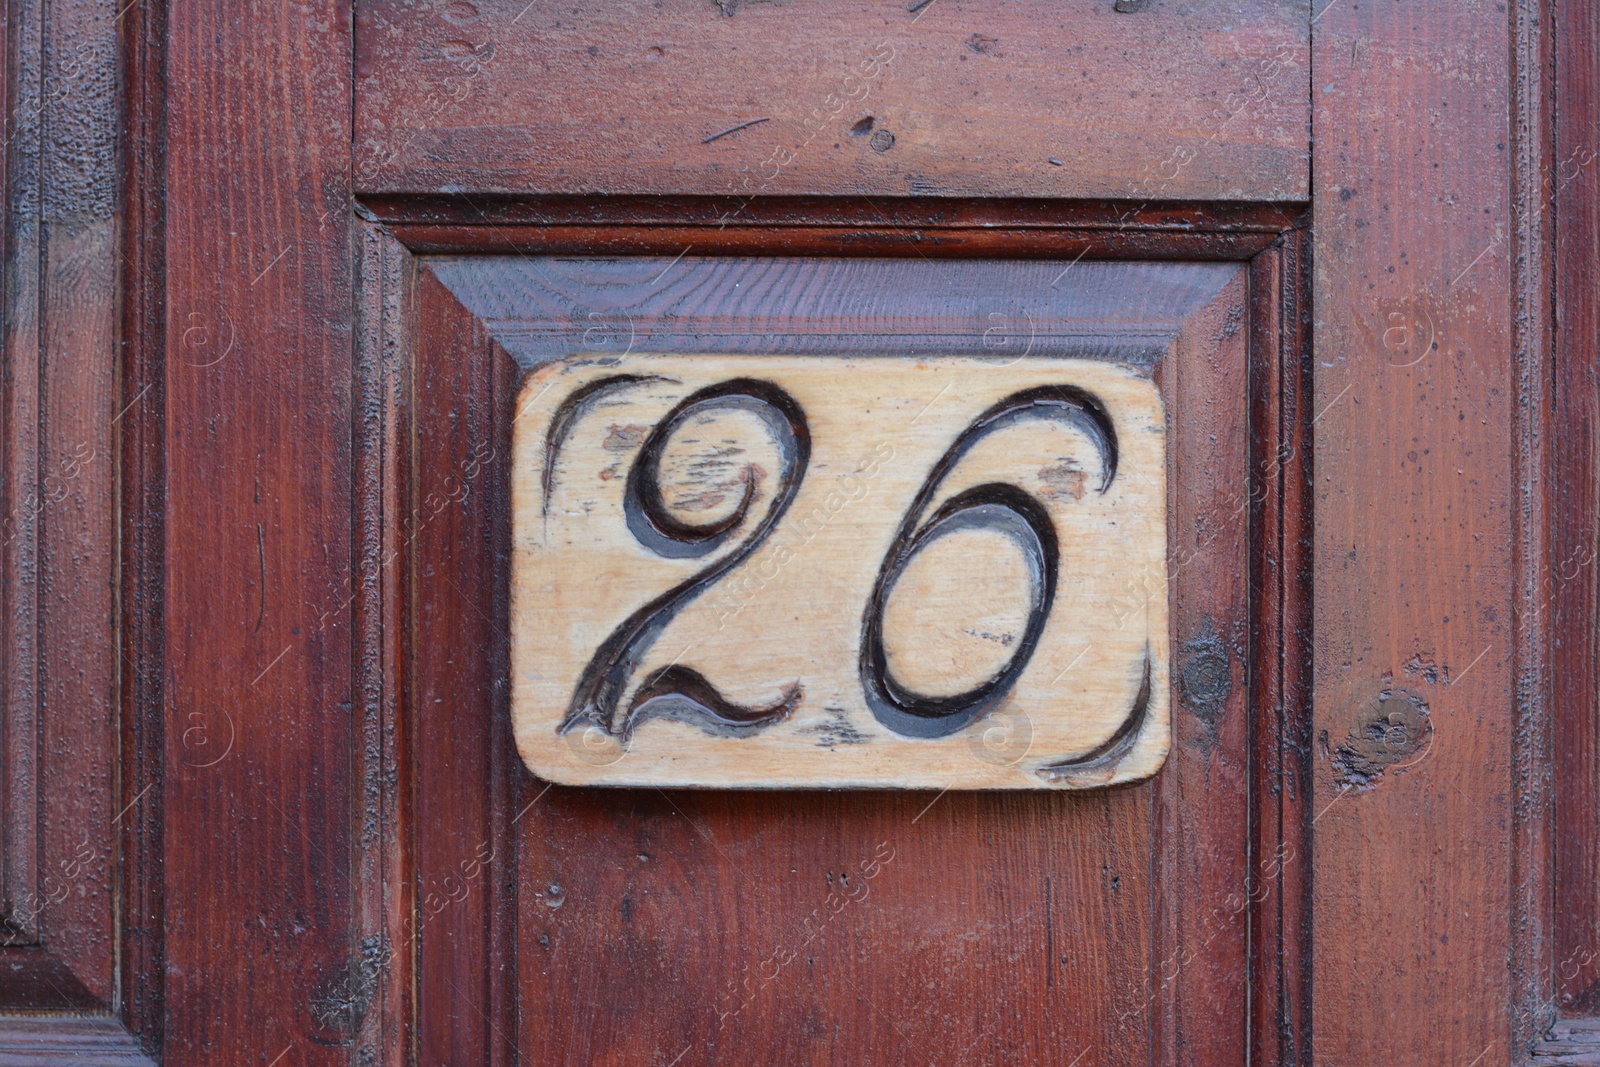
[0, 1, 1588, 1065]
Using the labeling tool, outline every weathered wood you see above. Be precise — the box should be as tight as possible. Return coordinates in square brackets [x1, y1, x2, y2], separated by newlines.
[1532, 1017, 1600, 1064]
[0, 0, 48, 955]
[1247, 232, 1314, 1067]
[43, 0, 1578, 1059]
[119, 0, 169, 1045]
[1510, 0, 1555, 1047]
[1311, 0, 1523, 1060]
[351, 221, 411, 1067]
[0, 1017, 155, 1067]
[407, 262, 510, 1067]
[511, 355, 1169, 789]
[161, 0, 357, 1062]
[391, 248, 1287, 1062]
[1554, 0, 1600, 1018]
[0, 0, 125, 1026]
[354, 0, 1310, 202]
[428, 254, 1248, 365]
[365, 197, 1302, 261]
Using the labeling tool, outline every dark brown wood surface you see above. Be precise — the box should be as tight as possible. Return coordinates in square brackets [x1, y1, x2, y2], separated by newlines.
[0, 0, 128, 1034]
[1555, 0, 1600, 1019]
[354, 0, 1310, 203]
[0, 0, 1588, 1063]
[119, 0, 168, 1049]
[1309, 0, 1540, 1060]
[1247, 231, 1313, 1067]
[366, 196, 1299, 262]
[159, 0, 357, 1063]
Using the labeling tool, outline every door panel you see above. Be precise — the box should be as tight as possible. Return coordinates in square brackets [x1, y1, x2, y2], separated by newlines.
[387, 248, 1295, 1064]
[354, 1, 1310, 202]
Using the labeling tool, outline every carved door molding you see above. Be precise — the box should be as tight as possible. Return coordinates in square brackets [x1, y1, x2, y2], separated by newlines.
[350, 207, 1311, 1062]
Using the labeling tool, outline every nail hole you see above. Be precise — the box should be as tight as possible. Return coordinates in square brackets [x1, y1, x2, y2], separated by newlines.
[849, 116, 875, 137]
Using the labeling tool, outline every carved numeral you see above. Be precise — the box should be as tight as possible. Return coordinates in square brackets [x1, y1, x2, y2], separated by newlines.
[553, 378, 810, 740]
[860, 386, 1116, 738]
[512, 356, 1169, 789]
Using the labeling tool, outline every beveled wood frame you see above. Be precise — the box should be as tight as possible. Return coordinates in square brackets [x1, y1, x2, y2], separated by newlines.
[345, 196, 1313, 1065]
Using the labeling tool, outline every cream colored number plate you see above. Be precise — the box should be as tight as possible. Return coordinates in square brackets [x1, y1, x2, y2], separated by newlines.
[510, 355, 1169, 789]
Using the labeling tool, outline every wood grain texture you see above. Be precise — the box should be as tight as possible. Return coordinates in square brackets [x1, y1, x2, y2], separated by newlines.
[354, 0, 1309, 202]
[430, 254, 1245, 365]
[407, 262, 519, 1067]
[1533, 1017, 1600, 1064]
[119, 0, 168, 1046]
[1510, 0, 1555, 1048]
[31, 0, 120, 1003]
[385, 249, 1294, 1063]
[1554, 0, 1600, 1017]
[1148, 258, 1255, 1067]
[0, 1017, 154, 1067]
[14, 0, 1570, 1056]
[0, 0, 47, 954]
[162, 0, 357, 1062]
[510, 355, 1169, 788]
[349, 223, 412, 1067]
[0, 0, 123, 1026]
[1311, 0, 1520, 1061]
[366, 197, 1305, 261]
[1248, 232, 1313, 1067]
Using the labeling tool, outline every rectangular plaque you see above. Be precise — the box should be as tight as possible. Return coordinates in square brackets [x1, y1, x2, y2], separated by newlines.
[510, 355, 1169, 789]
